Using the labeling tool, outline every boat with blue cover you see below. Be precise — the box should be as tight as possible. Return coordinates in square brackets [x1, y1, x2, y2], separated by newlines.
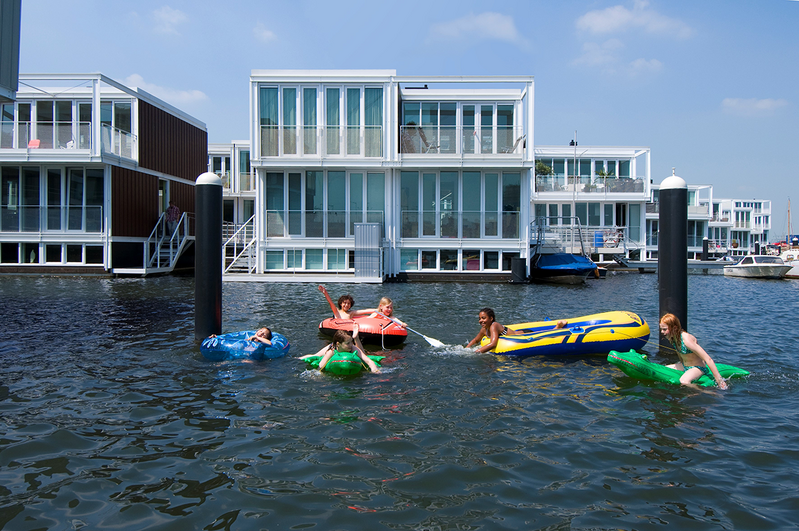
[201, 330, 290, 361]
[530, 253, 598, 284]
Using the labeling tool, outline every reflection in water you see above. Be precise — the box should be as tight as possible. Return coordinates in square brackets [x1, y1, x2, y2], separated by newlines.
[0, 275, 797, 529]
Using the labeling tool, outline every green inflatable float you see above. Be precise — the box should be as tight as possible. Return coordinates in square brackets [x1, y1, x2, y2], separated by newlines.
[302, 350, 384, 376]
[607, 349, 749, 387]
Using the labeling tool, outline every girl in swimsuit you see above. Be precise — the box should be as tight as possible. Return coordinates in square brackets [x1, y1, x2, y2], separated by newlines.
[659, 313, 728, 389]
[300, 324, 380, 373]
[352, 297, 407, 328]
[467, 308, 568, 353]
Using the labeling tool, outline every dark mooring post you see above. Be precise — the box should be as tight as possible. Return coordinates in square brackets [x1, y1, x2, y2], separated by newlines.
[658, 172, 688, 350]
[195, 172, 223, 340]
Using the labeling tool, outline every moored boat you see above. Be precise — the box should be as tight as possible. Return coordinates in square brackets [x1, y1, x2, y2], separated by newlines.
[319, 314, 408, 346]
[779, 249, 799, 279]
[723, 255, 791, 279]
[479, 311, 649, 356]
[530, 253, 599, 284]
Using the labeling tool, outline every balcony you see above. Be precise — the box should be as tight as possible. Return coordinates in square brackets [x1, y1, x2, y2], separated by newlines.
[265, 209, 385, 238]
[101, 124, 137, 159]
[536, 175, 645, 194]
[399, 125, 524, 155]
[260, 125, 383, 158]
[400, 210, 520, 239]
[1, 121, 92, 150]
[1, 205, 104, 233]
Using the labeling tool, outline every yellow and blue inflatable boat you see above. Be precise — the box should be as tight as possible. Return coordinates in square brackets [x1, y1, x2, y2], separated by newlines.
[480, 311, 649, 356]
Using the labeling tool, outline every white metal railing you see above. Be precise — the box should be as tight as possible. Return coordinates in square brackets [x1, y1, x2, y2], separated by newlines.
[101, 124, 137, 159]
[535, 175, 645, 194]
[144, 212, 190, 271]
[265, 209, 385, 239]
[1, 122, 92, 150]
[223, 215, 257, 274]
[400, 209, 520, 239]
[399, 125, 523, 155]
[260, 125, 383, 158]
[1, 205, 103, 232]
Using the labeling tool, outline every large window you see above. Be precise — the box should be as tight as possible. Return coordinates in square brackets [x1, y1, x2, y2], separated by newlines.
[400, 101, 516, 155]
[259, 84, 382, 158]
[264, 170, 385, 238]
[399, 171, 520, 239]
[1, 166, 103, 234]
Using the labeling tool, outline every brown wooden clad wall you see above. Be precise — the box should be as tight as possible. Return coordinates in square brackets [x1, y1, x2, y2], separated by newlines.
[138, 101, 208, 181]
[111, 167, 159, 237]
[170, 180, 195, 215]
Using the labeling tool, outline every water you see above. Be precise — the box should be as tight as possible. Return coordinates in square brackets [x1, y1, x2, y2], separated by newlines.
[1, 273, 797, 530]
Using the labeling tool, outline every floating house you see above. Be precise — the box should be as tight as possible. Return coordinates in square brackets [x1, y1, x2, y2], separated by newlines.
[222, 70, 536, 281]
[0, 74, 207, 275]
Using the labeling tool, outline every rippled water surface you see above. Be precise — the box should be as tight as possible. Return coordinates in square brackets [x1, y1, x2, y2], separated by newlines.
[1, 273, 798, 530]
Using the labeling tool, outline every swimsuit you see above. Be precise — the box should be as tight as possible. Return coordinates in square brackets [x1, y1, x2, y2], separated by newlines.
[673, 336, 709, 375]
[500, 326, 508, 336]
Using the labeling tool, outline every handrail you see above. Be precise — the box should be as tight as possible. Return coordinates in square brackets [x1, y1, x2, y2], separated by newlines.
[223, 215, 257, 274]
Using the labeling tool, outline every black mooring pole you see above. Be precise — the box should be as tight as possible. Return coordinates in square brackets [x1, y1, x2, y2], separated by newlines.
[195, 172, 223, 340]
[658, 172, 688, 350]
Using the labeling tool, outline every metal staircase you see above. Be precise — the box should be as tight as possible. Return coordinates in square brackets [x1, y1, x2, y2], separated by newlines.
[223, 216, 257, 274]
[111, 213, 192, 276]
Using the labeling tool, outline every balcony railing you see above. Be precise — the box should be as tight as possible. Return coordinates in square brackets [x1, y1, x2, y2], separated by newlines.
[535, 175, 645, 194]
[265, 210, 385, 238]
[1, 205, 103, 233]
[399, 125, 523, 155]
[101, 124, 137, 159]
[239, 172, 255, 192]
[1, 122, 92, 150]
[400, 209, 520, 239]
[260, 125, 383, 158]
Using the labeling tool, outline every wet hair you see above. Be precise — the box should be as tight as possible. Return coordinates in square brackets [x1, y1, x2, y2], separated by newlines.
[479, 308, 496, 321]
[256, 327, 272, 340]
[659, 313, 682, 346]
[332, 329, 355, 352]
[337, 294, 354, 309]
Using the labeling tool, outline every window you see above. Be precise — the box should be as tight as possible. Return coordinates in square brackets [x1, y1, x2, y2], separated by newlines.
[326, 88, 340, 155]
[303, 88, 317, 154]
[260, 87, 278, 156]
[283, 88, 296, 155]
[347, 88, 360, 155]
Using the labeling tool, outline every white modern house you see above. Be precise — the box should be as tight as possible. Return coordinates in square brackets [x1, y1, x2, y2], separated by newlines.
[0, 74, 207, 276]
[645, 184, 771, 260]
[233, 70, 535, 280]
[533, 144, 651, 263]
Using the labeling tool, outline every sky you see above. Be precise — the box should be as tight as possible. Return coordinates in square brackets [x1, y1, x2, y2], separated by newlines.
[17, 0, 799, 237]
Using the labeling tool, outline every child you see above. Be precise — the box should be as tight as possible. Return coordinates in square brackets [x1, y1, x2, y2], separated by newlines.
[659, 313, 728, 389]
[318, 285, 355, 319]
[300, 324, 380, 373]
[247, 327, 272, 346]
[353, 297, 407, 328]
[466, 308, 565, 354]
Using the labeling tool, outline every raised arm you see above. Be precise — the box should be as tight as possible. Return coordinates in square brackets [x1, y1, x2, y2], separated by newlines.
[318, 285, 341, 318]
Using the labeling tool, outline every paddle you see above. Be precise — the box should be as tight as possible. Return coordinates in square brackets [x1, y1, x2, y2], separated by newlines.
[381, 314, 445, 348]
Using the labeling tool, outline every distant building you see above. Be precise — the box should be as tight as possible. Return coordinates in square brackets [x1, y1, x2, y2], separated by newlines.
[644, 183, 771, 260]
[0, 74, 207, 275]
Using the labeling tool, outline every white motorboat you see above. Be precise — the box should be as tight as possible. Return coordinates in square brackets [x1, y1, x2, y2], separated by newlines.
[723, 255, 792, 279]
[779, 249, 799, 279]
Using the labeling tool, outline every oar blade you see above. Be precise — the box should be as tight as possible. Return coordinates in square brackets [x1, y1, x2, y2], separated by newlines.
[424, 335, 446, 348]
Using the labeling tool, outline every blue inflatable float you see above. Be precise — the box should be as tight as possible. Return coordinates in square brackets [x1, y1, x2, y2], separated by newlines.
[200, 330, 290, 361]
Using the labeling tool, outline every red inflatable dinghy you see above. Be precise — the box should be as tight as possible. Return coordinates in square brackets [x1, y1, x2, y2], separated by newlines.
[319, 314, 407, 346]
